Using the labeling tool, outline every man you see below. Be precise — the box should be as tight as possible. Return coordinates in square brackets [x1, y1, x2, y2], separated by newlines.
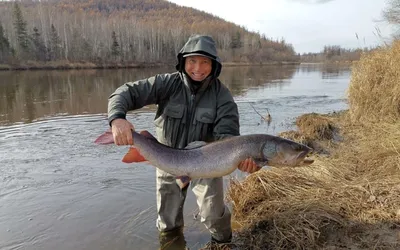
[108, 34, 260, 249]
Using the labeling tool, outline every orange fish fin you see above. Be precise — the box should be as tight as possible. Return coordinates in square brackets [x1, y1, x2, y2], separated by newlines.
[94, 129, 114, 145]
[122, 147, 147, 163]
[140, 130, 157, 141]
[176, 176, 191, 189]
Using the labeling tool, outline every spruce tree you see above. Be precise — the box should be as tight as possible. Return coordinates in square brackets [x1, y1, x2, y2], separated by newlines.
[0, 22, 11, 52]
[49, 24, 62, 60]
[31, 27, 47, 61]
[0, 22, 14, 62]
[111, 31, 120, 59]
[230, 31, 242, 49]
[13, 2, 29, 58]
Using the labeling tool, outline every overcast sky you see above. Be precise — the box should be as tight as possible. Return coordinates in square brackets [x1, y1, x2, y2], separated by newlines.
[168, 0, 394, 54]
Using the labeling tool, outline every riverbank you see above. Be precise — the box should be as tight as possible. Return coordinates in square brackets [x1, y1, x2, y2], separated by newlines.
[0, 61, 166, 71]
[228, 41, 400, 249]
[228, 111, 400, 249]
[0, 60, 300, 71]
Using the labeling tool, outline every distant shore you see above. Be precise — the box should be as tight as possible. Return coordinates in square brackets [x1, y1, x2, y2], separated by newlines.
[0, 60, 302, 71]
[0, 60, 357, 71]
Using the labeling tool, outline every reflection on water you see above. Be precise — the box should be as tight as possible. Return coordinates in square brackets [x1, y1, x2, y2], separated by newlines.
[221, 65, 297, 96]
[295, 63, 351, 79]
[0, 65, 299, 126]
[0, 68, 172, 125]
[0, 64, 351, 250]
[0, 64, 350, 126]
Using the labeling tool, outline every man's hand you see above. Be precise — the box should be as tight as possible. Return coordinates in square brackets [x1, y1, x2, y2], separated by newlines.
[111, 118, 135, 145]
[238, 157, 262, 173]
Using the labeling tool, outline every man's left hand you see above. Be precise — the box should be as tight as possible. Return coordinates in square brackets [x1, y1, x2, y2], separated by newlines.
[238, 158, 262, 173]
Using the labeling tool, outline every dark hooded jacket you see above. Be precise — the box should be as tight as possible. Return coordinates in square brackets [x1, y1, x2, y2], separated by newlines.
[108, 34, 240, 149]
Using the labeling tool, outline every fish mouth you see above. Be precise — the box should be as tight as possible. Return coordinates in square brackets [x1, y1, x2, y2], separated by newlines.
[296, 149, 314, 165]
[302, 158, 315, 165]
[297, 150, 308, 160]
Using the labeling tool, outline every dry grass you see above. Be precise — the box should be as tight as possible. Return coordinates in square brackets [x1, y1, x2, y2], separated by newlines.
[278, 130, 313, 147]
[295, 113, 337, 140]
[348, 41, 400, 123]
[228, 114, 400, 249]
[279, 113, 340, 154]
[228, 41, 400, 249]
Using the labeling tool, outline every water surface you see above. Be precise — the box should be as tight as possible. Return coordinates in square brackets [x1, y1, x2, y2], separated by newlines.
[0, 64, 350, 250]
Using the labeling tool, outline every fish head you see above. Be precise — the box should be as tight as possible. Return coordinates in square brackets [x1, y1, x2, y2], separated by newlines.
[262, 138, 314, 167]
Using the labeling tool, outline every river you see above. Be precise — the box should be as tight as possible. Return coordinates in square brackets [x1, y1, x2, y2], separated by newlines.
[0, 64, 350, 250]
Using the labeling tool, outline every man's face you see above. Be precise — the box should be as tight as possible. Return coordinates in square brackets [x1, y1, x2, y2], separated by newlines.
[184, 55, 212, 81]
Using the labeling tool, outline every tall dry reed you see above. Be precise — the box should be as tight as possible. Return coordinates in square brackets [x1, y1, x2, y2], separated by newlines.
[228, 41, 400, 249]
[348, 41, 400, 123]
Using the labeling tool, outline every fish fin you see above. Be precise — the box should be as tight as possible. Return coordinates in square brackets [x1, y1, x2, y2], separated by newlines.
[176, 176, 191, 189]
[122, 147, 147, 163]
[185, 141, 207, 149]
[94, 129, 114, 144]
[254, 160, 268, 167]
[139, 130, 157, 141]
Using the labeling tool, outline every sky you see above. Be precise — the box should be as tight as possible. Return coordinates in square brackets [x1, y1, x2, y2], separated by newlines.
[168, 0, 394, 54]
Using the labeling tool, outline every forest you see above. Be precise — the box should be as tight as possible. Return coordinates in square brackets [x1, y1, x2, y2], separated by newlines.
[300, 45, 373, 63]
[0, 0, 300, 69]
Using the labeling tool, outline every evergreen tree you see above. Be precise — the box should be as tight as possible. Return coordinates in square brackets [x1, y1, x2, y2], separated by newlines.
[0, 23, 11, 53]
[13, 2, 29, 58]
[230, 31, 242, 49]
[111, 31, 120, 59]
[0, 22, 14, 62]
[31, 27, 47, 61]
[49, 24, 62, 60]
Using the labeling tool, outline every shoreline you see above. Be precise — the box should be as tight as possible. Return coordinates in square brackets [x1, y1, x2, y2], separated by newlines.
[0, 61, 303, 71]
[0, 60, 356, 72]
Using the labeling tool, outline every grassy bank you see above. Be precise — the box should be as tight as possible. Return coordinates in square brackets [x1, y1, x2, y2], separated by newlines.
[228, 41, 400, 249]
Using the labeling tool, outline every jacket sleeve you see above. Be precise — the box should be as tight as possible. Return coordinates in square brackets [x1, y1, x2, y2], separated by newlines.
[213, 81, 240, 140]
[107, 74, 174, 125]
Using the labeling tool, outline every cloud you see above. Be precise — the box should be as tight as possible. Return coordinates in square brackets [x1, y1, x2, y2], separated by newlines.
[315, 0, 335, 3]
[287, 0, 336, 4]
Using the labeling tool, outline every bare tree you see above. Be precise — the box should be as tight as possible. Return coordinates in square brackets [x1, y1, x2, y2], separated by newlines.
[382, 0, 400, 38]
[0, 0, 300, 67]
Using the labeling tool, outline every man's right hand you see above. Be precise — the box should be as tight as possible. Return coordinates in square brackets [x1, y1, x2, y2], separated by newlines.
[111, 118, 135, 145]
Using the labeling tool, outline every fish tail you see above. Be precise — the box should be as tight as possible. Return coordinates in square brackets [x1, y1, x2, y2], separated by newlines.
[96, 129, 156, 145]
[94, 129, 114, 144]
[122, 147, 147, 163]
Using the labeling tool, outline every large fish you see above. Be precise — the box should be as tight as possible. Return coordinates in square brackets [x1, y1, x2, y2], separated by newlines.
[95, 130, 314, 187]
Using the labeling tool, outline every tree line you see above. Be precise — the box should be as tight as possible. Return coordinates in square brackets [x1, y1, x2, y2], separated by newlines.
[301, 0, 400, 63]
[0, 0, 299, 69]
[300, 45, 374, 63]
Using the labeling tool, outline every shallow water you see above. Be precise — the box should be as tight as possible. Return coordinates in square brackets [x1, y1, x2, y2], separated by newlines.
[0, 64, 350, 250]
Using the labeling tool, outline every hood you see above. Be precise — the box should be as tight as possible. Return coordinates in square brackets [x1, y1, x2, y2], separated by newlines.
[176, 34, 222, 78]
